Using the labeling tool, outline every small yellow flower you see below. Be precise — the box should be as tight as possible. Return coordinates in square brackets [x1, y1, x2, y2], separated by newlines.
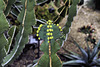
[46, 33, 50, 35]
[48, 20, 52, 23]
[50, 33, 52, 35]
[48, 41, 50, 43]
[60, 29, 62, 31]
[38, 37, 40, 40]
[36, 34, 39, 36]
[50, 36, 53, 39]
[51, 29, 53, 31]
[47, 22, 49, 24]
[47, 25, 50, 28]
[39, 24, 43, 27]
[48, 23, 51, 25]
[59, 26, 61, 29]
[57, 24, 59, 26]
[49, 25, 52, 28]
[37, 30, 40, 33]
[47, 37, 50, 40]
[38, 27, 40, 30]
[49, 29, 53, 31]
[47, 29, 49, 32]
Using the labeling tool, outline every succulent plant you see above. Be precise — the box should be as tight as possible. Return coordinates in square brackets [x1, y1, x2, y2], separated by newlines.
[35, 4, 57, 21]
[63, 40, 100, 67]
[0, 0, 36, 67]
[35, 20, 63, 67]
[78, 24, 96, 45]
[32, 0, 80, 67]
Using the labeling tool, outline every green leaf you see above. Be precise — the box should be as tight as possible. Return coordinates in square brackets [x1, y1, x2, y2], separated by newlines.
[0, 34, 8, 50]
[51, 40, 61, 54]
[73, 0, 80, 5]
[94, 59, 100, 65]
[37, 54, 49, 67]
[0, 1, 9, 66]
[62, 0, 79, 35]
[62, 47, 79, 56]
[67, 5, 76, 22]
[0, 49, 6, 65]
[86, 41, 91, 59]
[0, 0, 5, 11]
[63, 60, 85, 65]
[51, 54, 62, 67]
[2, 0, 36, 66]
[58, 6, 65, 13]
[10, 0, 22, 17]
[63, 53, 81, 60]
[37, 52, 62, 67]
[73, 40, 88, 62]
[5, 26, 16, 54]
[0, 34, 7, 66]
[0, 12, 9, 34]
[38, 37, 62, 67]
[4, 0, 16, 16]
[40, 41, 49, 54]
[0, 34, 8, 58]
[90, 40, 100, 60]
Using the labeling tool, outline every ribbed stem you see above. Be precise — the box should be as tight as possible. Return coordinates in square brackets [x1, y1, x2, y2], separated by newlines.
[49, 42, 52, 67]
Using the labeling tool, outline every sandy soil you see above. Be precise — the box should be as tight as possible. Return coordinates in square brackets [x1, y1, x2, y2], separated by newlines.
[61, 6, 100, 54]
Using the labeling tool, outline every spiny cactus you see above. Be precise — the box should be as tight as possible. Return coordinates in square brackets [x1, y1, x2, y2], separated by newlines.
[37, 20, 62, 42]
[9, 0, 22, 18]
[63, 40, 100, 67]
[33, 0, 80, 67]
[0, 0, 36, 66]
[52, 0, 80, 47]
[0, 0, 9, 34]
[5, 26, 17, 54]
[35, 20, 62, 67]
[0, 0, 9, 66]
[4, 0, 16, 16]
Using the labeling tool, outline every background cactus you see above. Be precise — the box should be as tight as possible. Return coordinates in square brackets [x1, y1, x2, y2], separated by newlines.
[0, 0, 36, 66]
[53, 0, 80, 47]
[62, 39, 100, 67]
[4, 0, 16, 16]
[0, 0, 9, 66]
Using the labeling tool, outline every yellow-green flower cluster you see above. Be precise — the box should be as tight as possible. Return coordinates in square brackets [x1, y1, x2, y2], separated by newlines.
[47, 29, 53, 32]
[47, 20, 52, 25]
[46, 20, 54, 43]
[56, 24, 62, 31]
[36, 24, 43, 40]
